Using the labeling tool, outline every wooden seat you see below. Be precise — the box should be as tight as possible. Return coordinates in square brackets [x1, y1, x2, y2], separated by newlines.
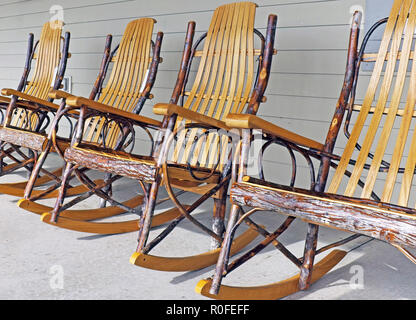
[0, 20, 70, 194]
[21, 18, 168, 233]
[197, 0, 416, 300]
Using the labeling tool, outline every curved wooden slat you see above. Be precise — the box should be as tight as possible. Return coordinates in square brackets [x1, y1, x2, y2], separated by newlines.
[0, 167, 63, 189]
[133, 3, 277, 273]
[130, 228, 259, 271]
[18, 194, 144, 220]
[0, 179, 104, 198]
[0, 21, 66, 199]
[172, 2, 257, 172]
[196, 250, 346, 300]
[328, 0, 416, 208]
[40, 206, 181, 234]
[11, 20, 64, 130]
[83, 18, 155, 149]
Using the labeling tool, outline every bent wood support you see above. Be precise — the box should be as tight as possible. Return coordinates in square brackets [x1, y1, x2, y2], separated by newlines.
[0, 167, 62, 188]
[40, 206, 181, 235]
[2, 178, 104, 199]
[18, 194, 144, 220]
[196, 249, 346, 300]
[0, 167, 65, 197]
[130, 228, 259, 271]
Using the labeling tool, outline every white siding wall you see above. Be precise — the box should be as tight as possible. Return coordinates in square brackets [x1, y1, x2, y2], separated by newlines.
[0, 0, 367, 186]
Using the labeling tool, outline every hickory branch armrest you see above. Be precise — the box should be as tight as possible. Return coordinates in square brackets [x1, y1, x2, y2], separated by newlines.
[225, 113, 325, 151]
[47, 90, 81, 117]
[1, 88, 60, 112]
[153, 103, 231, 131]
[66, 95, 163, 129]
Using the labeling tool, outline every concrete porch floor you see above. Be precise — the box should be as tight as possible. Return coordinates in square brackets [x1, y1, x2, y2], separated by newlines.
[1, 166, 416, 301]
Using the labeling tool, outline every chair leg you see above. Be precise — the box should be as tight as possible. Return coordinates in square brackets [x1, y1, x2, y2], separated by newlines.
[99, 173, 113, 208]
[299, 223, 319, 291]
[50, 161, 75, 222]
[211, 187, 228, 249]
[23, 142, 52, 199]
[209, 203, 241, 295]
[136, 180, 160, 251]
[0, 145, 4, 174]
[26, 149, 35, 178]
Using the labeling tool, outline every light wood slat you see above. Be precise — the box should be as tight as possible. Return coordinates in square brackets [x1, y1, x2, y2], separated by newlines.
[10, 20, 63, 130]
[83, 20, 138, 143]
[362, 51, 414, 62]
[179, 5, 227, 165]
[197, 3, 239, 168]
[193, 49, 264, 57]
[364, 2, 416, 200]
[398, 128, 416, 207]
[352, 105, 416, 117]
[382, 1, 416, 202]
[398, 109, 416, 206]
[349, 0, 416, 199]
[116, 19, 149, 111]
[327, 0, 404, 194]
[222, 2, 245, 118]
[104, 20, 148, 147]
[218, 4, 255, 168]
[210, 3, 251, 170]
[207, 3, 255, 169]
[187, 4, 230, 167]
[111, 56, 154, 63]
[199, 4, 239, 168]
[82, 18, 154, 149]
[96, 19, 144, 146]
[183, 91, 266, 103]
[171, 6, 222, 163]
[171, 2, 257, 172]
[33, 21, 60, 100]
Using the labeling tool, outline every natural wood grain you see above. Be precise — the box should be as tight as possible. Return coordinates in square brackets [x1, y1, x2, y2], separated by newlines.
[196, 250, 346, 300]
[328, 0, 403, 194]
[130, 228, 259, 271]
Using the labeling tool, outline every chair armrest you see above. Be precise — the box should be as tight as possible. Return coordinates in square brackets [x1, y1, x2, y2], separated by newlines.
[153, 103, 230, 131]
[1, 88, 60, 111]
[48, 89, 73, 100]
[66, 95, 162, 128]
[225, 113, 324, 151]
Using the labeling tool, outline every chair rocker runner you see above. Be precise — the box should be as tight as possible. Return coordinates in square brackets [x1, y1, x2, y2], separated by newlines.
[198, 0, 416, 300]
[124, 2, 277, 272]
[18, 18, 170, 235]
[0, 20, 70, 197]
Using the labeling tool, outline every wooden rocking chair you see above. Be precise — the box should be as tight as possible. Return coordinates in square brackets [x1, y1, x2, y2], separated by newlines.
[0, 20, 70, 196]
[17, 18, 166, 234]
[128, 2, 276, 272]
[197, 0, 416, 300]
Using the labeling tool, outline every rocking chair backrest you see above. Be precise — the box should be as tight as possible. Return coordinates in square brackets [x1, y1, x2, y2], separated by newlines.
[328, 0, 416, 207]
[82, 18, 155, 149]
[11, 20, 65, 129]
[172, 2, 261, 170]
